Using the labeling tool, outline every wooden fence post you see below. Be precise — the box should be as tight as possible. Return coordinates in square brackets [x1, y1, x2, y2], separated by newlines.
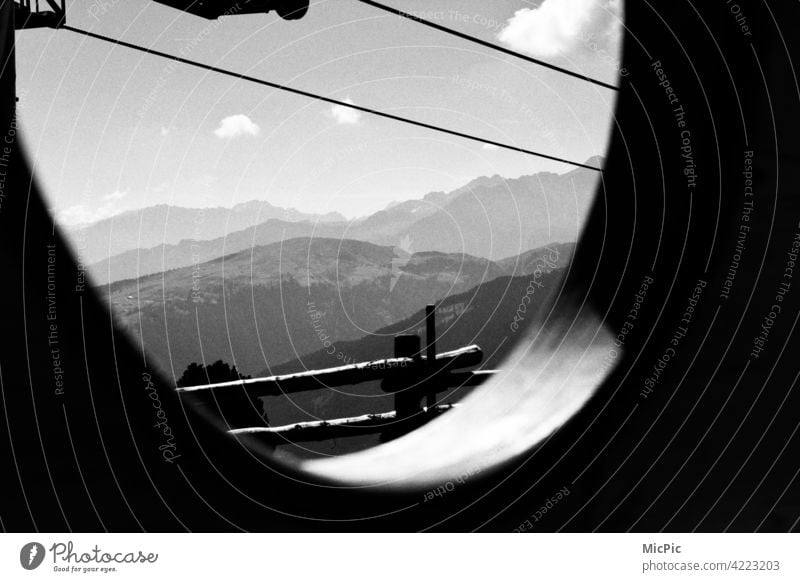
[392, 334, 421, 417]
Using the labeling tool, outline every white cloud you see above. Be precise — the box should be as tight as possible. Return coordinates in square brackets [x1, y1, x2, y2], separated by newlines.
[482, 143, 500, 151]
[497, 0, 621, 58]
[160, 126, 170, 136]
[214, 114, 260, 139]
[330, 99, 362, 125]
[102, 189, 128, 201]
[59, 203, 122, 227]
[58, 189, 130, 226]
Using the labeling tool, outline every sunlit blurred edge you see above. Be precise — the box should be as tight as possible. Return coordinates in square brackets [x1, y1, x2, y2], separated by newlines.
[298, 311, 615, 490]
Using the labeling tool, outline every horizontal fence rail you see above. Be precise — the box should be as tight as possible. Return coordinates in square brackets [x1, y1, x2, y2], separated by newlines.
[230, 404, 458, 444]
[176, 344, 484, 398]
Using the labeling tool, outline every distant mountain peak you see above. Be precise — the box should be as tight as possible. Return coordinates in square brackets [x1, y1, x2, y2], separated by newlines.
[422, 190, 446, 202]
[583, 155, 605, 168]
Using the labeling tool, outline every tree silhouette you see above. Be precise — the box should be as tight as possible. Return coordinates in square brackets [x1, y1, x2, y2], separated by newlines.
[176, 360, 250, 388]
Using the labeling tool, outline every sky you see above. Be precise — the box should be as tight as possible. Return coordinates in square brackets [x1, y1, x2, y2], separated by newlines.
[15, 0, 624, 225]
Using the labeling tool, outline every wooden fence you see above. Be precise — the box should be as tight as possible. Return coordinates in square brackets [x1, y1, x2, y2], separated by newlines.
[177, 304, 497, 446]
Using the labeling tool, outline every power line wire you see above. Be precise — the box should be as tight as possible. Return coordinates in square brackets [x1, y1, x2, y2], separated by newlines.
[356, 0, 619, 92]
[61, 25, 602, 172]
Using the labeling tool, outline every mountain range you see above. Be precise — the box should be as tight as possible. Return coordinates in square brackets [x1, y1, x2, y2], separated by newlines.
[104, 237, 574, 379]
[80, 160, 599, 284]
[67, 200, 346, 266]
